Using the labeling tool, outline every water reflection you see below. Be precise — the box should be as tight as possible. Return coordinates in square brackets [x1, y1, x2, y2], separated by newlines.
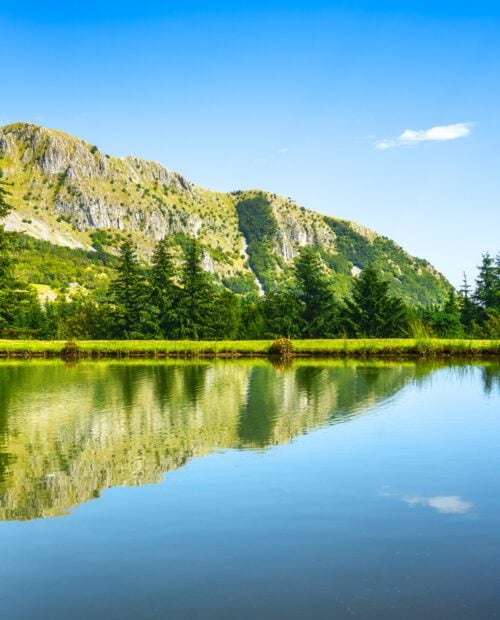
[481, 363, 500, 395]
[0, 359, 487, 521]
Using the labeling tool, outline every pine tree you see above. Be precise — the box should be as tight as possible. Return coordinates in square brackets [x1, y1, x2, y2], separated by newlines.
[176, 239, 218, 339]
[293, 247, 340, 337]
[343, 265, 408, 337]
[459, 273, 477, 335]
[474, 253, 500, 314]
[108, 240, 156, 339]
[150, 237, 180, 338]
[473, 253, 500, 337]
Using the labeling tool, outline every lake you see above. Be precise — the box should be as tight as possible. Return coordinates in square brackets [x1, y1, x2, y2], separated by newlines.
[0, 360, 499, 619]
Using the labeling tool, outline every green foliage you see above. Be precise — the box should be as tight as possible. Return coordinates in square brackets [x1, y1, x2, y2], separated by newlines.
[263, 286, 303, 338]
[459, 273, 477, 335]
[222, 272, 259, 295]
[293, 247, 341, 337]
[107, 240, 157, 339]
[0, 170, 11, 219]
[236, 194, 278, 290]
[1, 198, 497, 344]
[40, 295, 110, 340]
[237, 298, 266, 339]
[324, 218, 373, 267]
[474, 253, 500, 315]
[262, 248, 342, 338]
[11, 233, 118, 291]
[343, 265, 409, 337]
[175, 238, 240, 340]
[479, 310, 500, 338]
[268, 338, 294, 357]
[0, 176, 39, 333]
[420, 291, 464, 338]
[324, 217, 449, 305]
[150, 237, 180, 337]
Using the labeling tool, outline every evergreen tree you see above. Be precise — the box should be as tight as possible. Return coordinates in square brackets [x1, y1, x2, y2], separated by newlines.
[474, 253, 500, 314]
[343, 265, 408, 337]
[430, 290, 463, 338]
[176, 239, 218, 339]
[150, 237, 180, 338]
[472, 253, 500, 337]
[263, 286, 303, 338]
[459, 273, 477, 335]
[293, 247, 340, 337]
[108, 240, 156, 338]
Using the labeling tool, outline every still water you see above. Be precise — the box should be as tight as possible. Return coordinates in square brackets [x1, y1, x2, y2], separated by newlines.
[0, 360, 499, 619]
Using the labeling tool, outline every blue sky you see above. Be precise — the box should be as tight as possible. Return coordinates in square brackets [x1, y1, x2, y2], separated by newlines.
[1, 1, 499, 285]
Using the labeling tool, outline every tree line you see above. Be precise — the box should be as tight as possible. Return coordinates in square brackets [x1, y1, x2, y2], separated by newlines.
[0, 174, 499, 340]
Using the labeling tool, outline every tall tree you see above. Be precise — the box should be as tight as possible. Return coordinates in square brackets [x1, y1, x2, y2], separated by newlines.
[108, 240, 156, 339]
[343, 265, 408, 337]
[293, 247, 340, 337]
[150, 237, 180, 338]
[474, 253, 500, 315]
[459, 273, 477, 335]
[176, 239, 218, 339]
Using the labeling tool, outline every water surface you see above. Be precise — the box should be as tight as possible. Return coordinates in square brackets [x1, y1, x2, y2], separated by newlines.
[0, 360, 499, 619]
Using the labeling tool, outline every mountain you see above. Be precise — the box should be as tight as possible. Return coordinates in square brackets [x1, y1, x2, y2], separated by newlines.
[0, 122, 449, 303]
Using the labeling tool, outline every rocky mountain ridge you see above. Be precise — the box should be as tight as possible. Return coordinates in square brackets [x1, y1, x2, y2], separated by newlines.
[0, 122, 449, 303]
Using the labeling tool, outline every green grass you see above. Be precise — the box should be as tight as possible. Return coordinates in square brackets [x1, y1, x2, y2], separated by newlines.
[0, 338, 498, 359]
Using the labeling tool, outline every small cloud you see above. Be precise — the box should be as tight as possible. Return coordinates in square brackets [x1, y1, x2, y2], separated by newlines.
[375, 122, 473, 150]
[403, 495, 473, 515]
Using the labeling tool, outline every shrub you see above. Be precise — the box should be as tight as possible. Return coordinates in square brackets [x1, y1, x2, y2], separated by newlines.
[268, 337, 294, 358]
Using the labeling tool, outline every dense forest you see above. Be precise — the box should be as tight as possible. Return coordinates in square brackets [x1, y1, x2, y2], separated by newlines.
[0, 174, 499, 340]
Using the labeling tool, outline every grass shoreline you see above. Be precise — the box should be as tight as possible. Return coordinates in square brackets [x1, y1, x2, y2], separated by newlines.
[0, 338, 498, 359]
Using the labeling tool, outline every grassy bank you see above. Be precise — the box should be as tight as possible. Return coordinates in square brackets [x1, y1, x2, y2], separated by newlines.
[0, 338, 498, 359]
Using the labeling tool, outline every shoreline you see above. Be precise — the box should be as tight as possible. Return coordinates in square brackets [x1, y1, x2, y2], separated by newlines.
[0, 338, 498, 360]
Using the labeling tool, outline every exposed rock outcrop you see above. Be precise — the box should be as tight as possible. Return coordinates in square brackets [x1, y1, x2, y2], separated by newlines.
[0, 122, 449, 303]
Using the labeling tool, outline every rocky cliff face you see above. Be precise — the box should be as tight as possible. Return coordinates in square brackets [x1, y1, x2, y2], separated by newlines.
[0, 122, 449, 303]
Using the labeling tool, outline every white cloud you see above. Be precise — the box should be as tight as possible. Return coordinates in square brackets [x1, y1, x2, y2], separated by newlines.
[403, 495, 473, 515]
[375, 122, 473, 150]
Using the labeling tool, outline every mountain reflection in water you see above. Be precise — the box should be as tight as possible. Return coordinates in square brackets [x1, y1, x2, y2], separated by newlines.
[0, 359, 493, 521]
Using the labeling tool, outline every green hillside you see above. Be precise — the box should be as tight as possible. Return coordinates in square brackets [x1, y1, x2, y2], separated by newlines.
[0, 122, 450, 304]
